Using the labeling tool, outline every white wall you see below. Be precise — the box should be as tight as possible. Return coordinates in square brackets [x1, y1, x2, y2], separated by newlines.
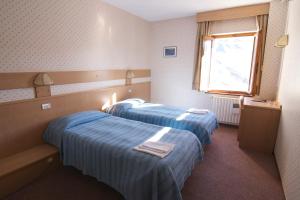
[150, 1, 287, 109]
[150, 16, 211, 109]
[0, 0, 151, 102]
[275, 1, 300, 200]
[260, 0, 288, 99]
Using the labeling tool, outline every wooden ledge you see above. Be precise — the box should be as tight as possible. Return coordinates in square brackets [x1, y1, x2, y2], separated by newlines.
[0, 144, 58, 179]
[0, 69, 151, 90]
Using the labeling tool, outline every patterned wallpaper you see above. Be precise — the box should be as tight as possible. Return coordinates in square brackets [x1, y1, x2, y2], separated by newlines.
[0, 0, 287, 103]
[259, 1, 288, 100]
[0, 0, 150, 102]
[275, 1, 300, 200]
[0, 88, 35, 103]
[0, 0, 150, 72]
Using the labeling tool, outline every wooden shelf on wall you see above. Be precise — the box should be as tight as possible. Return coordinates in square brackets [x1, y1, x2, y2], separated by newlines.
[0, 144, 58, 178]
[0, 69, 151, 90]
[0, 144, 59, 198]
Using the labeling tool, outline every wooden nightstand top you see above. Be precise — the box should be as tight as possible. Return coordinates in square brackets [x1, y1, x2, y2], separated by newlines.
[243, 97, 281, 110]
[0, 144, 58, 179]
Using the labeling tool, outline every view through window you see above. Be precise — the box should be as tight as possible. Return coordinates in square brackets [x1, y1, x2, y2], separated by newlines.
[201, 33, 256, 94]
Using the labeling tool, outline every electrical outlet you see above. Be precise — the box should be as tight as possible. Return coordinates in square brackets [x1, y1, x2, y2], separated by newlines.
[128, 89, 132, 93]
[233, 103, 240, 108]
[41, 103, 51, 110]
[232, 103, 240, 114]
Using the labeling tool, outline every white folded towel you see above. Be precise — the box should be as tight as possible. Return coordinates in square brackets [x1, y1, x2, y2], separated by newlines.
[186, 108, 209, 115]
[134, 141, 175, 158]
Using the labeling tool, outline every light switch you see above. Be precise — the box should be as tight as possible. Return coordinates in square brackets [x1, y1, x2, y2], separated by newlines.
[41, 103, 51, 110]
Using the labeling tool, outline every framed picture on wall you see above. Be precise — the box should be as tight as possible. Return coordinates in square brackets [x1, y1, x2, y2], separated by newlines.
[163, 46, 177, 57]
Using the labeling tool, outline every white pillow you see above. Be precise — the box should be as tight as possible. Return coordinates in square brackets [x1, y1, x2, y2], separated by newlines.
[124, 98, 145, 104]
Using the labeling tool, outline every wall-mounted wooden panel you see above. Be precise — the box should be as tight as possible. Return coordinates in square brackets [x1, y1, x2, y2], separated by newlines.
[0, 69, 151, 90]
[35, 86, 51, 98]
[0, 73, 36, 90]
[197, 3, 270, 22]
[0, 82, 150, 159]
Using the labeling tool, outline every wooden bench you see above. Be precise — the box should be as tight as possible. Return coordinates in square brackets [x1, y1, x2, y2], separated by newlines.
[0, 144, 59, 198]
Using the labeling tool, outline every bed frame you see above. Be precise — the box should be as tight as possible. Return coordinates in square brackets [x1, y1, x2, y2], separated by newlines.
[0, 69, 151, 197]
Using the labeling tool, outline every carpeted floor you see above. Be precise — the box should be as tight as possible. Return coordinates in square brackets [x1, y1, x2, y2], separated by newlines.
[5, 125, 285, 200]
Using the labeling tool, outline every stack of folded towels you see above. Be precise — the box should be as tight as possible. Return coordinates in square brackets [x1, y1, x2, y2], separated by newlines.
[134, 141, 175, 158]
[186, 108, 209, 115]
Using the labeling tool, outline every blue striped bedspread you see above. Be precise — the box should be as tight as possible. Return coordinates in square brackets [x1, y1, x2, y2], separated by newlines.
[107, 100, 218, 144]
[43, 111, 203, 200]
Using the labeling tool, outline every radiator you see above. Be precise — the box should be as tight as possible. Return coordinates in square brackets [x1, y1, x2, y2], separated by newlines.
[211, 96, 240, 125]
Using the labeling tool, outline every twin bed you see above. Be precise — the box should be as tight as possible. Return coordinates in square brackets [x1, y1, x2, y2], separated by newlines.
[43, 99, 218, 200]
[107, 99, 218, 145]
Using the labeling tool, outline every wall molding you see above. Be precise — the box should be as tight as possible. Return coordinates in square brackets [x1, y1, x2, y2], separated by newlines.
[0, 69, 151, 90]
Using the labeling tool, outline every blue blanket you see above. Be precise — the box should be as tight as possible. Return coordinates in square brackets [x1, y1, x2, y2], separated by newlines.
[43, 111, 203, 200]
[107, 100, 218, 144]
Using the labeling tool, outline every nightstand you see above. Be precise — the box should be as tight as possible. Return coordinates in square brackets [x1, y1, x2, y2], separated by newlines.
[238, 97, 281, 154]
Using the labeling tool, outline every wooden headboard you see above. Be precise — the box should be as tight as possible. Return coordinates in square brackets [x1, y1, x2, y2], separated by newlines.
[0, 70, 150, 159]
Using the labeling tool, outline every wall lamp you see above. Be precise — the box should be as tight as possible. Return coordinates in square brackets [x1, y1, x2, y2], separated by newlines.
[33, 73, 54, 98]
[125, 70, 135, 85]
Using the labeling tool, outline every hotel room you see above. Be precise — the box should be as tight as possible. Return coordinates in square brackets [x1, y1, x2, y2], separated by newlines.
[0, 0, 299, 200]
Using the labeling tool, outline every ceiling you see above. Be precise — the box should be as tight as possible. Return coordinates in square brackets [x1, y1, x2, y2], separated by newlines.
[102, 0, 272, 21]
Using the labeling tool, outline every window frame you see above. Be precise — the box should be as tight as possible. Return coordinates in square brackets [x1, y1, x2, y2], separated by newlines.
[203, 32, 258, 96]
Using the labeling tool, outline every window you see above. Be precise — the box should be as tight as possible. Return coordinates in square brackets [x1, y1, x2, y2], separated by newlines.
[201, 33, 257, 95]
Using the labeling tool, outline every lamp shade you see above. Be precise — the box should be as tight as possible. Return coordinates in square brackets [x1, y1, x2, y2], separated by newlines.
[34, 73, 54, 86]
[126, 70, 135, 79]
[275, 35, 288, 48]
